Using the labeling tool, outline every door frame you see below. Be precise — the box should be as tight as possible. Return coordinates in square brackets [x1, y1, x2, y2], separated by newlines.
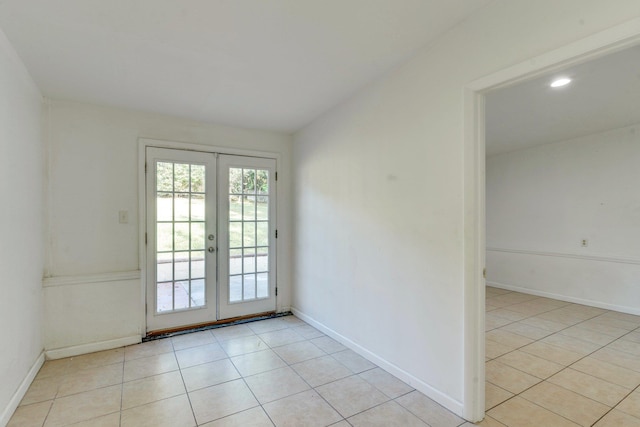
[462, 19, 640, 421]
[138, 138, 282, 335]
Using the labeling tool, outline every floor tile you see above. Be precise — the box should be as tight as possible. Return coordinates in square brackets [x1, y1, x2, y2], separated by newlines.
[461, 415, 508, 426]
[44, 384, 121, 427]
[486, 330, 532, 349]
[245, 366, 310, 404]
[212, 324, 256, 341]
[558, 325, 618, 346]
[231, 349, 287, 376]
[121, 370, 185, 409]
[7, 401, 52, 427]
[291, 355, 352, 387]
[316, 375, 388, 418]
[521, 381, 609, 426]
[488, 396, 580, 427]
[171, 330, 216, 351]
[124, 339, 173, 361]
[331, 349, 375, 373]
[292, 324, 325, 339]
[396, 390, 465, 427]
[571, 356, 640, 389]
[272, 341, 325, 365]
[358, 367, 414, 398]
[247, 318, 288, 334]
[547, 368, 630, 406]
[69, 348, 124, 370]
[258, 328, 305, 347]
[200, 406, 274, 426]
[519, 341, 582, 366]
[67, 412, 121, 426]
[310, 336, 346, 354]
[485, 360, 541, 394]
[576, 319, 630, 338]
[485, 340, 514, 360]
[520, 316, 567, 333]
[219, 335, 268, 357]
[35, 359, 72, 380]
[263, 390, 342, 427]
[607, 338, 640, 357]
[485, 382, 513, 410]
[616, 389, 640, 419]
[123, 351, 178, 382]
[189, 379, 259, 425]
[20, 376, 60, 405]
[496, 350, 564, 379]
[280, 315, 306, 326]
[593, 409, 640, 426]
[175, 342, 227, 368]
[348, 401, 428, 426]
[540, 333, 602, 355]
[181, 358, 240, 392]
[591, 347, 640, 372]
[499, 322, 551, 340]
[121, 394, 195, 427]
[57, 363, 123, 397]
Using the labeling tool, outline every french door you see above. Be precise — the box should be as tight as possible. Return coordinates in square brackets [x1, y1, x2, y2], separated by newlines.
[146, 148, 276, 332]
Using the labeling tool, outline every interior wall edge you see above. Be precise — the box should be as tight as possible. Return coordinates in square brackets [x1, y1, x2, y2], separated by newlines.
[291, 307, 465, 418]
[0, 351, 44, 427]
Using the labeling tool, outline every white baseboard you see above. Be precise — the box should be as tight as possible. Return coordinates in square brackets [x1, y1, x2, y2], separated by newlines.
[45, 335, 141, 360]
[0, 351, 45, 427]
[487, 281, 640, 316]
[291, 307, 464, 417]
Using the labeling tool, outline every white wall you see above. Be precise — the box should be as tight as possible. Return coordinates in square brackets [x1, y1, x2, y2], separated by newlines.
[487, 124, 640, 313]
[292, 0, 640, 417]
[44, 100, 293, 354]
[0, 28, 44, 426]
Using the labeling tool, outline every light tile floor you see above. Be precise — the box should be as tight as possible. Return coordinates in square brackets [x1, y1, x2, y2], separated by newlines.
[9, 316, 463, 427]
[10, 289, 640, 426]
[481, 287, 640, 427]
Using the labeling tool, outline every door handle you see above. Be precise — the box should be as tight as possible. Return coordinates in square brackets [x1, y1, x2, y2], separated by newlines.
[208, 247, 215, 253]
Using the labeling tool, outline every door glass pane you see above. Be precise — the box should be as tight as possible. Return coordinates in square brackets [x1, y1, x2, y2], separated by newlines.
[226, 166, 271, 303]
[191, 194, 205, 221]
[229, 276, 242, 302]
[230, 249, 242, 275]
[229, 196, 242, 220]
[243, 197, 255, 220]
[256, 196, 268, 220]
[175, 196, 189, 221]
[155, 159, 208, 313]
[157, 193, 173, 221]
[174, 223, 190, 251]
[191, 223, 205, 250]
[243, 274, 256, 299]
[257, 273, 268, 298]
[191, 251, 205, 278]
[243, 248, 256, 273]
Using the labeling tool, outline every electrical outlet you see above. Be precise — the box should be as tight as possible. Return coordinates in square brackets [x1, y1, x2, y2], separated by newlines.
[119, 210, 129, 224]
[581, 239, 588, 247]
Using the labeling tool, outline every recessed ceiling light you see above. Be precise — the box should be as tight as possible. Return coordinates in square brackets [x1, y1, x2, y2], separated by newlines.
[550, 77, 572, 88]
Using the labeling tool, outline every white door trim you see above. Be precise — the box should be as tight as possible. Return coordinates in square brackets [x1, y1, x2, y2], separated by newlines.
[462, 18, 640, 422]
[138, 138, 281, 335]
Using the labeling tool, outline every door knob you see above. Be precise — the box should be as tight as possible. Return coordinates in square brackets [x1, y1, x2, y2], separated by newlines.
[208, 247, 215, 253]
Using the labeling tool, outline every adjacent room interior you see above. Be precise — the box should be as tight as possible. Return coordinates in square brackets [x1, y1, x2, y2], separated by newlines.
[482, 44, 640, 425]
[1, 1, 640, 426]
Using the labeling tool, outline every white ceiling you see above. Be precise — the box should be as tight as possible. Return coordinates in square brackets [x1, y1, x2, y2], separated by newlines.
[0, 0, 491, 133]
[486, 44, 640, 156]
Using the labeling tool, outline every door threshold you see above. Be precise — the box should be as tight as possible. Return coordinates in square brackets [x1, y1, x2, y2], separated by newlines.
[143, 311, 291, 341]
